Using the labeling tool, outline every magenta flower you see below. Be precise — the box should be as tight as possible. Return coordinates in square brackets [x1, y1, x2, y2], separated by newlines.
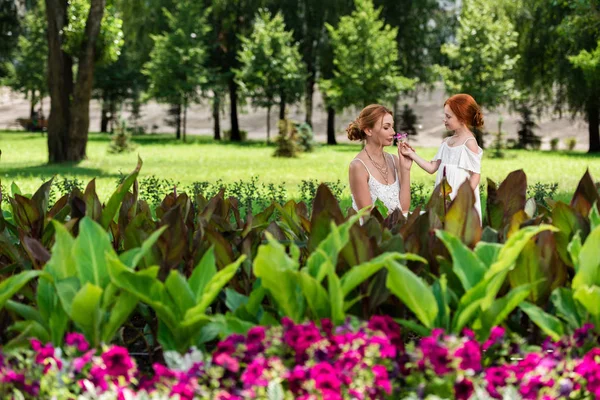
[30, 338, 62, 373]
[454, 377, 475, 400]
[394, 132, 408, 141]
[483, 326, 506, 350]
[372, 365, 392, 394]
[101, 346, 134, 378]
[454, 340, 482, 372]
[171, 381, 196, 400]
[73, 349, 96, 373]
[65, 332, 90, 352]
[241, 357, 268, 387]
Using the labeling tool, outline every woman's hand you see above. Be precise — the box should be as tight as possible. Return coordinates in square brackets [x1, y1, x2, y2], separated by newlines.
[397, 142, 413, 170]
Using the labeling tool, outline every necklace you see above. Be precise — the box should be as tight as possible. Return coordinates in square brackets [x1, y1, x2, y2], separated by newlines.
[364, 147, 389, 184]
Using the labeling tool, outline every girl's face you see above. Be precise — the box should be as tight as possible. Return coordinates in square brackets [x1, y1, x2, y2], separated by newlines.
[443, 104, 463, 131]
[366, 113, 395, 146]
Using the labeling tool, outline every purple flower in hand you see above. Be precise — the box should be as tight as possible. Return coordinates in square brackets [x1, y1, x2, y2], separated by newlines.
[394, 132, 408, 142]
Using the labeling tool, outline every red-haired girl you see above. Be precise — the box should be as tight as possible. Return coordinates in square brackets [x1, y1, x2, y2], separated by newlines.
[401, 94, 484, 223]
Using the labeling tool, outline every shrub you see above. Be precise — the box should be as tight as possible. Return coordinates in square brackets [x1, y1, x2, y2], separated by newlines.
[527, 182, 559, 207]
[300, 178, 344, 204]
[516, 105, 541, 149]
[399, 104, 419, 137]
[550, 138, 559, 151]
[108, 119, 137, 154]
[565, 137, 577, 151]
[296, 122, 316, 152]
[223, 129, 248, 141]
[273, 119, 299, 158]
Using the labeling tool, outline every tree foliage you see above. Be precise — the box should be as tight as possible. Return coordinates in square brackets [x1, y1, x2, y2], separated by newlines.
[235, 9, 306, 140]
[319, 0, 415, 112]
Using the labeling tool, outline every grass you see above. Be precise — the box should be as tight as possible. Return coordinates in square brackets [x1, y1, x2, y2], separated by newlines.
[1, 130, 599, 205]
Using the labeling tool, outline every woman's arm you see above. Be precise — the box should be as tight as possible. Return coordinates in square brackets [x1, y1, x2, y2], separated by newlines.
[394, 151, 411, 213]
[465, 139, 481, 191]
[349, 160, 373, 210]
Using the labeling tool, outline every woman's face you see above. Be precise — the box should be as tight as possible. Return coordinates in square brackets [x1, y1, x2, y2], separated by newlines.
[443, 104, 462, 131]
[367, 113, 395, 146]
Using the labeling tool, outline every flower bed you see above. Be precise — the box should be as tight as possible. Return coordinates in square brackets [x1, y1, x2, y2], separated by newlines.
[1, 318, 600, 399]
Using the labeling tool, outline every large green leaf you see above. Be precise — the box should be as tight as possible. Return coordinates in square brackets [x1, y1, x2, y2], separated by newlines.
[165, 270, 195, 316]
[551, 288, 582, 328]
[485, 225, 558, 278]
[394, 318, 431, 337]
[590, 202, 600, 232]
[101, 291, 138, 343]
[432, 275, 450, 330]
[519, 301, 564, 341]
[70, 283, 103, 346]
[47, 221, 77, 279]
[567, 231, 582, 271]
[328, 270, 345, 325]
[0, 270, 44, 310]
[477, 284, 532, 338]
[184, 256, 246, 327]
[436, 230, 486, 291]
[253, 235, 304, 322]
[444, 182, 482, 247]
[5, 300, 45, 327]
[574, 285, 600, 316]
[106, 252, 179, 330]
[73, 217, 116, 289]
[36, 277, 69, 345]
[474, 242, 503, 269]
[5, 321, 50, 349]
[119, 226, 167, 269]
[572, 226, 600, 289]
[55, 276, 81, 315]
[340, 252, 427, 297]
[306, 212, 364, 282]
[100, 156, 142, 229]
[386, 260, 438, 328]
[188, 246, 217, 302]
[296, 271, 331, 320]
[552, 202, 586, 266]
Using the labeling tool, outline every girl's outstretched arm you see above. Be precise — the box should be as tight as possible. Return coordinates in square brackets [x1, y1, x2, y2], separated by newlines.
[399, 145, 441, 175]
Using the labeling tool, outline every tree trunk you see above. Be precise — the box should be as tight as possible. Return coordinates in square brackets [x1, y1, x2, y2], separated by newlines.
[29, 90, 36, 119]
[266, 105, 271, 143]
[45, 0, 73, 163]
[183, 97, 187, 143]
[67, 0, 105, 161]
[175, 103, 181, 140]
[279, 92, 286, 120]
[304, 71, 315, 127]
[45, 0, 105, 163]
[228, 76, 241, 141]
[327, 106, 336, 145]
[587, 97, 600, 153]
[100, 96, 109, 133]
[212, 92, 221, 140]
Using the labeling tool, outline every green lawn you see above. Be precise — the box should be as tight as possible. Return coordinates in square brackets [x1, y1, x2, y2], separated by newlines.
[1, 131, 599, 204]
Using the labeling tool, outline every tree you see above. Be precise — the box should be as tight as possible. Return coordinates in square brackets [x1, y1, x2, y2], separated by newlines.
[208, 0, 266, 142]
[275, 0, 352, 128]
[235, 10, 305, 141]
[436, 0, 519, 147]
[143, 2, 210, 141]
[318, 0, 414, 143]
[513, 0, 600, 153]
[0, 0, 21, 79]
[6, 0, 47, 119]
[44, 0, 123, 162]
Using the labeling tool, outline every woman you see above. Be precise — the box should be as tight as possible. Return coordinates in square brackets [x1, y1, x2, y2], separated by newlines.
[400, 94, 484, 222]
[347, 104, 413, 217]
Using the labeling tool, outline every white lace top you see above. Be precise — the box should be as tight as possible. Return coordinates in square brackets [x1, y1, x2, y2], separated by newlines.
[351, 155, 402, 214]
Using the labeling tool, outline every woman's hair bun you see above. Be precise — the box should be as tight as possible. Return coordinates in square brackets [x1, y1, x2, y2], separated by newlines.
[346, 120, 366, 141]
[473, 110, 484, 129]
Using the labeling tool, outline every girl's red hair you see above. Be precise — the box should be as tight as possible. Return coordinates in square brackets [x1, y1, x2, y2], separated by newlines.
[445, 94, 484, 130]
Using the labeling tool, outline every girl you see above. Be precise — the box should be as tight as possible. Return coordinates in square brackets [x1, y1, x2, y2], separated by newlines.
[401, 94, 484, 222]
[347, 104, 413, 216]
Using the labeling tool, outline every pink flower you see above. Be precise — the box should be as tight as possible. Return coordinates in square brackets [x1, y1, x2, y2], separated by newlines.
[30, 338, 62, 373]
[101, 346, 134, 378]
[241, 357, 268, 387]
[454, 340, 482, 372]
[73, 349, 96, 373]
[65, 332, 89, 352]
[394, 132, 408, 141]
[171, 381, 196, 400]
[311, 362, 341, 393]
[483, 327, 506, 350]
[213, 352, 240, 373]
[372, 365, 392, 394]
